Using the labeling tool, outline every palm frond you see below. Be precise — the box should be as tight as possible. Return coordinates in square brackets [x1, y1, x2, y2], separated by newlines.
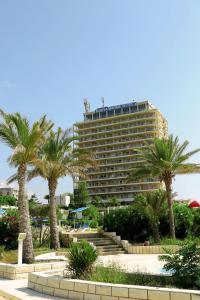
[7, 173, 18, 184]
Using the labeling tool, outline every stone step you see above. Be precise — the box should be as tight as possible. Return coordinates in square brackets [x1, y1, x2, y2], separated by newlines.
[84, 237, 111, 241]
[78, 239, 114, 245]
[75, 233, 126, 256]
[85, 238, 114, 242]
[96, 244, 122, 249]
[97, 247, 124, 252]
[74, 234, 101, 239]
[100, 250, 125, 255]
[90, 241, 115, 245]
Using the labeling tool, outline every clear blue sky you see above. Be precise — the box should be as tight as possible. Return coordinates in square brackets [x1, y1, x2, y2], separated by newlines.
[0, 0, 200, 201]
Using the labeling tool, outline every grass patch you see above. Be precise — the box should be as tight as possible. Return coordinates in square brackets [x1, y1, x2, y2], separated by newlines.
[86, 265, 173, 288]
[156, 237, 200, 246]
[0, 247, 68, 264]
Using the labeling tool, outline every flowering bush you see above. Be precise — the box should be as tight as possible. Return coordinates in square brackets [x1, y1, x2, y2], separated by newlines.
[0, 213, 19, 249]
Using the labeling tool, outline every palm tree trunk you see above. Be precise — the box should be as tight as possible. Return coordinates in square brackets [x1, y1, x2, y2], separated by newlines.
[151, 222, 160, 242]
[17, 164, 34, 264]
[164, 177, 176, 239]
[48, 178, 60, 249]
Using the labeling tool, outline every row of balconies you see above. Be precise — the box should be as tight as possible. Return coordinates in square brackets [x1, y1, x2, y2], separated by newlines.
[89, 183, 160, 196]
[87, 179, 157, 188]
[99, 158, 144, 167]
[96, 152, 139, 160]
[94, 144, 149, 154]
[77, 127, 157, 144]
[75, 119, 157, 137]
[79, 136, 155, 149]
[87, 167, 133, 175]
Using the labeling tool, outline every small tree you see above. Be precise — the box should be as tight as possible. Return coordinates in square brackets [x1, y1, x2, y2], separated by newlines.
[128, 135, 200, 239]
[74, 181, 89, 208]
[67, 240, 98, 278]
[133, 190, 166, 242]
[159, 241, 200, 288]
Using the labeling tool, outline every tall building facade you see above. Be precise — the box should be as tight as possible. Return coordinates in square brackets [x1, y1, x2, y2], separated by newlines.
[74, 100, 168, 203]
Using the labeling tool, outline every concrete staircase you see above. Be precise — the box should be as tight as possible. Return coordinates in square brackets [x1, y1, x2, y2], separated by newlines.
[76, 233, 126, 255]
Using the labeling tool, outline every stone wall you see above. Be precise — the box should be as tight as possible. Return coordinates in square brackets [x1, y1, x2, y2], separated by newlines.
[28, 271, 200, 300]
[0, 261, 66, 279]
[125, 244, 180, 254]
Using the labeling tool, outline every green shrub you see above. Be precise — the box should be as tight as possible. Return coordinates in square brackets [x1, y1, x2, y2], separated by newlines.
[83, 205, 100, 228]
[103, 202, 200, 243]
[159, 241, 200, 288]
[192, 208, 200, 237]
[0, 214, 19, 249]
[173, 203, 194, 239]
[103, 206, 151, 242]
[67, 240, 98, 278]
[0, 195, 17, 206]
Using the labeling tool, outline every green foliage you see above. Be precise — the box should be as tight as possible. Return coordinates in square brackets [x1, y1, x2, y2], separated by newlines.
[173, 203, 194, 238]
[91, 196, 104, 207]
[133, 190, 167, 242]
[87, 265, 173, 287]
[83, 205, 99, 227]
[88, 264, 128, 284]
[191, 208, 200, 237]
[129, 135, 200, 183]
[67, 240, 98, 278]
[0, 195, 17, 206]
[103, 201, 200, 243]
[74, 182, 89, 208]
[0, 214, 19, 249]
[29, 203, 49, 218]
[0, 245, 5, 261]
[108, 197, 120, 207]
[103, 206, 151, 242]
[128, 135, 200, 238]
[159, 241, 200, 288]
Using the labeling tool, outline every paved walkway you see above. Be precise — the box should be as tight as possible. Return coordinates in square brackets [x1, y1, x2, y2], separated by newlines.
[97, 254, 165, 274]
[0, 278, 69, 300]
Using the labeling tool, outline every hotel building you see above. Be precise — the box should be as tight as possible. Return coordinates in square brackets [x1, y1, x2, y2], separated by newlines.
[74, 100, 168, 203]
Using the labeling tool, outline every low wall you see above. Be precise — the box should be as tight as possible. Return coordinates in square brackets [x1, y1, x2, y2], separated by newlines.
[0, 261, 66, 279]
[126, 244, 180, 254]
[104, 231, 180, 254]
[28, 271, 200, 300]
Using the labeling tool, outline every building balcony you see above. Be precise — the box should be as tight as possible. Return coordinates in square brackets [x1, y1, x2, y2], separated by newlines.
[77, 128, 157, 144]
[75, 119, 157, 137]
[87, 181, 159, 189]
[89, 185, 160, 196]
[77, 137, 154, 150]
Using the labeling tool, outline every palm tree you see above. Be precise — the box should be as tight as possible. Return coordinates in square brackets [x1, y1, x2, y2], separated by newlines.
[133, 190, 167, 242]
[0, 111, 53, 263]
[28, 128, 95, 249]
[128, 135, 200, 239]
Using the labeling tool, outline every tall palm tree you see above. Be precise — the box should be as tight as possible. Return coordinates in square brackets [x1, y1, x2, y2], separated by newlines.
[128, 135, 200, 239]
[28, 128, 95, 249]
[133, 190, 167, 242]
[0, 111, 53, 263]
